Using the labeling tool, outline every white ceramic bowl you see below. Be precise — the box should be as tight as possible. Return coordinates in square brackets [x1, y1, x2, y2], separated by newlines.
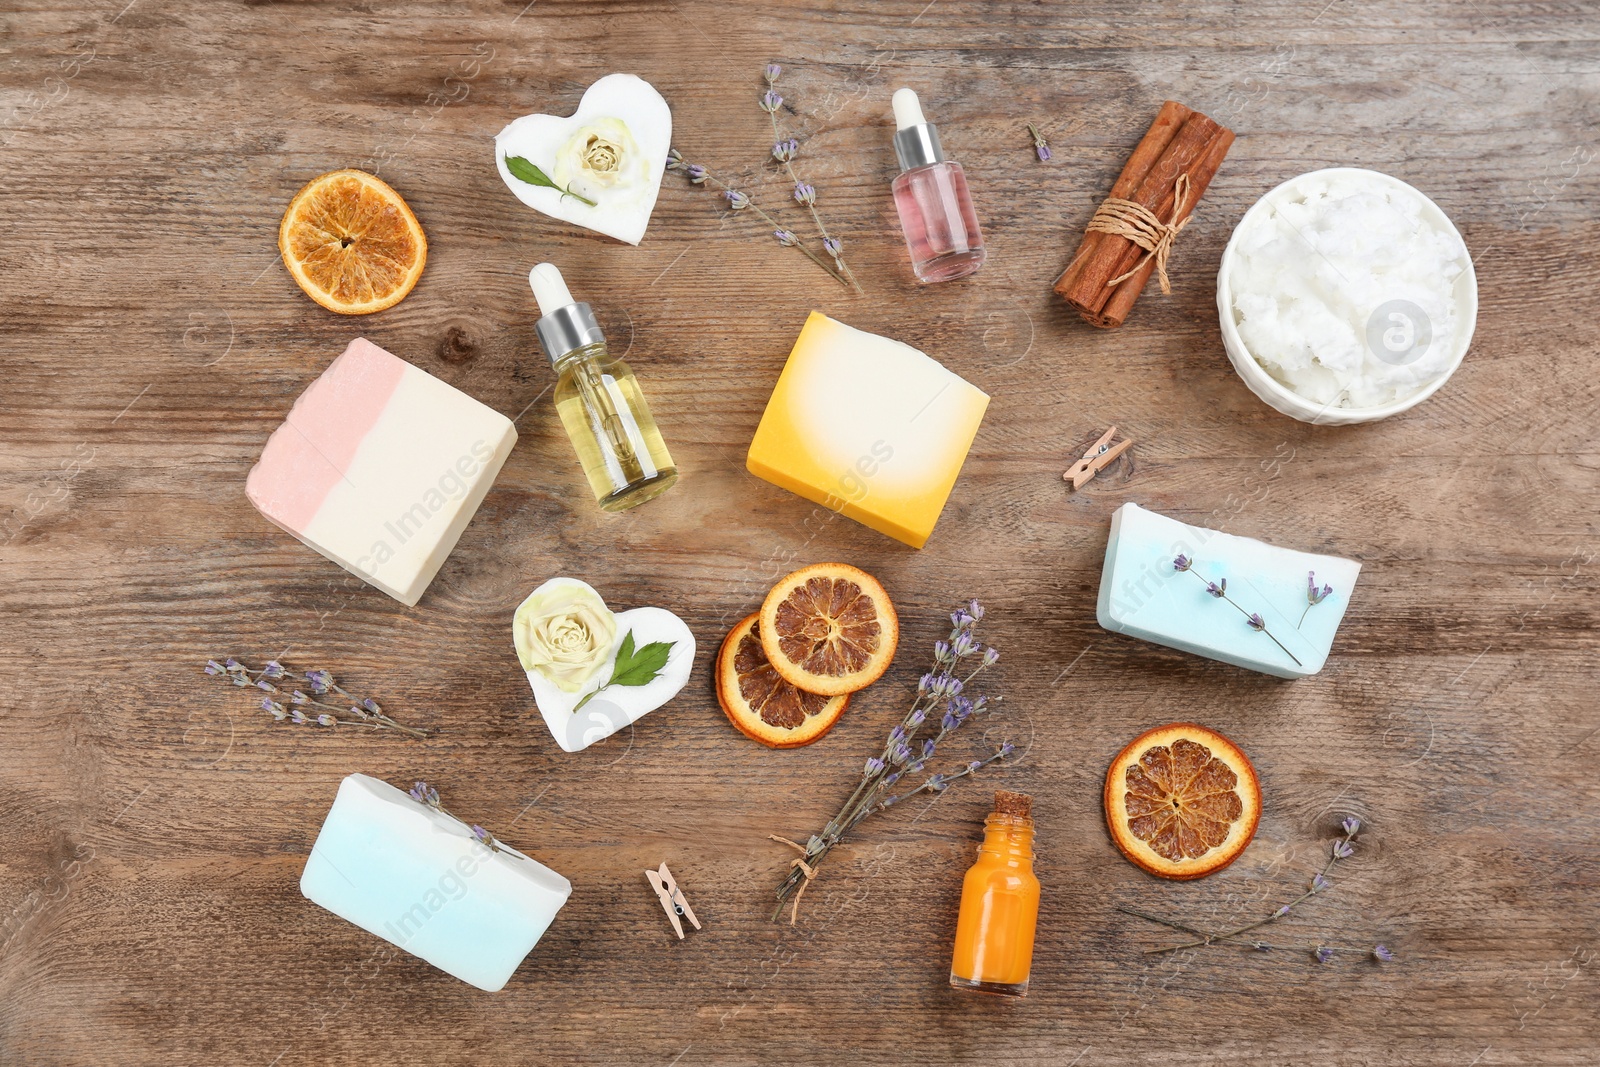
[1216, 167, 1477, 425]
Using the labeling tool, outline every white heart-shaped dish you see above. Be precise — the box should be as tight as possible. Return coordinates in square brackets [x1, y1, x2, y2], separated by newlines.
[494, 73, 672, 246]
[516, 576, 695, 753]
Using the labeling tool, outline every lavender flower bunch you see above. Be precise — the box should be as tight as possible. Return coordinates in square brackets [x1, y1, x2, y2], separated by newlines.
[1120, 816, 1394, 963]
[666, 149, 850, 289]
[664, 63, 862, 293]
[1172, 555, 1303, 667]
[769, 601, 1012, 923]
[205, 657, 426, 738]
[760, 63, 862, 292]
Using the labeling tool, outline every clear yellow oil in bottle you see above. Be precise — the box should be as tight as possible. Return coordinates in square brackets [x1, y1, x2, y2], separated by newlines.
[552, 343, 677, 512]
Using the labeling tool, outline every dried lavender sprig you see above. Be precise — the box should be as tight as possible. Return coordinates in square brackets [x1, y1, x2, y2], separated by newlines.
[835, 691, 1000, 836]
[1298, 570, 1335, 628]
[1122, 906, 1392, 959]
[257, 694, 428, 738]
[1115, 906, 1274, 950]
[866, 744, 1013, 819]
[409, 781, 505, 853]
[771, 602, 1009, 920]
[816, 604, 995, 839]
[1171, 556, 1303, 667]
[266, 672, 424, 737]
[760, 64, 864, 294]
[260, 698, 341, 728]
[1142, 817, 1364, 955]
[786, 611, 998, 874]
[1025, 122, 1052, 162]
[666, 149, 850, 289]
[210, 657, 289, 681]
[208, 658, 426, 738]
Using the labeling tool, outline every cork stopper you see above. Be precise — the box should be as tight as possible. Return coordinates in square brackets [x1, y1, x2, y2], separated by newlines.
[993, 790, 1032, 817]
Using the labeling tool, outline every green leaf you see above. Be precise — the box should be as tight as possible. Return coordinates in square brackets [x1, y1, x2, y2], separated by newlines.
[570, 630, 674, 713]
[608, 630, 674, 689]
[612, 630, 637, 676]
[503, 155, 598, 207]
[505, 154, 555, 189]
[611, 641, 673, 687]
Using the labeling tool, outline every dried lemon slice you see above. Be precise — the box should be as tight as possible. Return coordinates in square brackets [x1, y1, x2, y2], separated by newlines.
[716, 614, 850, 748]
[1104, 723, 1261, 880]
[758, 563, 898, 696]
[278, 169, 427, 315]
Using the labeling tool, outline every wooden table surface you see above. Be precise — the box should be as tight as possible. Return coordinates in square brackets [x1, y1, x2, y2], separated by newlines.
[3, 1, 1597, 1064]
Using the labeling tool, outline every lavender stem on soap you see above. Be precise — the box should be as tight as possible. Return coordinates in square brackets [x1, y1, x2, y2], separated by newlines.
[1298, 570, 1335, 628]
[409, 781, 504, 853]
[1171, 555, 1303, 667]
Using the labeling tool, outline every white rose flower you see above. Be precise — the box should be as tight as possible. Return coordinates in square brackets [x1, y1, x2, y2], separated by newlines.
[553, 117, 642, 202]
[514, 579, 618, 693]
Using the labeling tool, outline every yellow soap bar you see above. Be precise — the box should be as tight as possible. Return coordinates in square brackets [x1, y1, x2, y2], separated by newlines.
[747, 312, 989, 549]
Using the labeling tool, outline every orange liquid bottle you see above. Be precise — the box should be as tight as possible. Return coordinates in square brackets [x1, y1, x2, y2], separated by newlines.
[949, 791, 1039, 997]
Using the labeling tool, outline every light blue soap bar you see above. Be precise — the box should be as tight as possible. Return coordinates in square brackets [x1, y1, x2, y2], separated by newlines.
[300, 774, 572, 992]
[1096, 502, 1360, 679]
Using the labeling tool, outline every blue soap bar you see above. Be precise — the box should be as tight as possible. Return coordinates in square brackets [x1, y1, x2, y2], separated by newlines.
[1096, 503, 1360, 678]
[300, 774, 571, 992]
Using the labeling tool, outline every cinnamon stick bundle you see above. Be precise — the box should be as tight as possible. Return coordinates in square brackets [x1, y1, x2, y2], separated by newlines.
[1054, 101, 1235, 328]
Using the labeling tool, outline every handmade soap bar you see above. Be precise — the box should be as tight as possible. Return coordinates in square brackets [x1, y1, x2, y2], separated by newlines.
[246, 338, 517, 606]
[1096, 502, 1361, 678]
[300, 774, 571, 992]
[747, 312, 989, 548]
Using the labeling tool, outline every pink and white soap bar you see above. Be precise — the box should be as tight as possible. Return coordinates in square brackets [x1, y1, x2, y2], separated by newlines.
[246, 338, 517, 606]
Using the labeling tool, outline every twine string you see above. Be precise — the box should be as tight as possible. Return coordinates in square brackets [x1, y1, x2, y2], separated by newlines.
[1086, 172, 1194, 295]
[769, 835, 818, 926]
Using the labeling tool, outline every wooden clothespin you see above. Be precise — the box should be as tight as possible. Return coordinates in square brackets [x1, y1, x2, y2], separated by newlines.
[645, 862, 701, 940]
[1064, 425, 1133, 490]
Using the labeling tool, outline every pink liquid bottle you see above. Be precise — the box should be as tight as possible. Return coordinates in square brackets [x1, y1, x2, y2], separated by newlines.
[890, 87, 986, 284]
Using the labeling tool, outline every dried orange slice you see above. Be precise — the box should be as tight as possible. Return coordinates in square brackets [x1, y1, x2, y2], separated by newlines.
[278, 169, 427, 315]
[1104, 723, 1261, 880]
[716, 614, 850, 747]
[758, 563, 898, 696]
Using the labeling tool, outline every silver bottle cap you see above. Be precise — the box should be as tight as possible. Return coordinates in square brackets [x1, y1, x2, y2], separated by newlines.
[529, 263, 605, 366]
[535, 302, 605, 366]
[892, 87, 946, 171]
[894, 123, 945, 171]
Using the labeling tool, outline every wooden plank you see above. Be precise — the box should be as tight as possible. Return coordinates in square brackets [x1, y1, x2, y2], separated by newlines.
[1, 0, 1597, 1063]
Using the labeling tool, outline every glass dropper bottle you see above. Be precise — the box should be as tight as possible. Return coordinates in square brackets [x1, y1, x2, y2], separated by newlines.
[529, 263, 678, 513]
[890, 87, 987, 284]
[949, 790, 1040, 997]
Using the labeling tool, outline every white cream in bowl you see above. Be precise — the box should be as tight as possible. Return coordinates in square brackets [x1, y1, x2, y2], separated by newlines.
[1217, 168, 1476, 424]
